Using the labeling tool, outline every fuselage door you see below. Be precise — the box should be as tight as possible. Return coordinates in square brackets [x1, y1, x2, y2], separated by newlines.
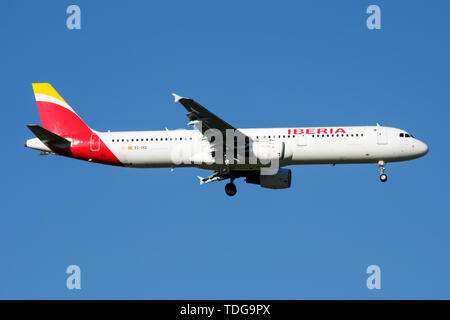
[296, 133, 307, 146]
[90, 133, 101, 152]
[376, 126, 388, 145]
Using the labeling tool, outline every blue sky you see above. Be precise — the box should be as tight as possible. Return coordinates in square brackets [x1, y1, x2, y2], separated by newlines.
[1, 0, 449, 299]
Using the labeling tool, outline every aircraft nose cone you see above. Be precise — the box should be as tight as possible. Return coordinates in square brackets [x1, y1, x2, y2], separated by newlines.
[417, 141, 429, 157]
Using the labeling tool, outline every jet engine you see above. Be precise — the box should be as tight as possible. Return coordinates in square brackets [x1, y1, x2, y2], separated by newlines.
[246, 168, 292, 189]
[251, 141, 292, 162]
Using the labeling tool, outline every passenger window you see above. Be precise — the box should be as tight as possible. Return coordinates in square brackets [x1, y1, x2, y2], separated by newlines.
[356, 134, 359, 137]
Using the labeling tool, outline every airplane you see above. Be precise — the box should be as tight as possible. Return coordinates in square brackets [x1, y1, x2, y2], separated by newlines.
[25, 83, 429, 196]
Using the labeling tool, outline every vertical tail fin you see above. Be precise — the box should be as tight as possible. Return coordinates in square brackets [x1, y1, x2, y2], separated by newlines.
[32, 83, 91, 136]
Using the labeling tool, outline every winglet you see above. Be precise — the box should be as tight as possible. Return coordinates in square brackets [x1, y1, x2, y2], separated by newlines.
[172, 93, 183, 103]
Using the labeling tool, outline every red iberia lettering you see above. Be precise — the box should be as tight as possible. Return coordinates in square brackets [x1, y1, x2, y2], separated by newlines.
[288, 127, 346, 134]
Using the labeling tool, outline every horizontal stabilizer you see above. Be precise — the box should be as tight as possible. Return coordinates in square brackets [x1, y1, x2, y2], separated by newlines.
[26, 124, 71, 146]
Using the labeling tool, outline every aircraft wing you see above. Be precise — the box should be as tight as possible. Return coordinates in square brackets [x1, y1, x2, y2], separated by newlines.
[172, 93, 253, 166]
[172, 93, 240, 135]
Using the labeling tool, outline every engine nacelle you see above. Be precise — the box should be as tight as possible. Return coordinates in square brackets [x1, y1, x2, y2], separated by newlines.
[252, 141, 291, 162]
[246, 168, 292, 189]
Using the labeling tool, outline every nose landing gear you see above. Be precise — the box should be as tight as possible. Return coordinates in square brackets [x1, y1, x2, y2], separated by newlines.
[378, 160, 387, 182]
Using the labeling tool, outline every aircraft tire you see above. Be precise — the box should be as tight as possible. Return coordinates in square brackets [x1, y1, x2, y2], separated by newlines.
[225, 182, 237, 196]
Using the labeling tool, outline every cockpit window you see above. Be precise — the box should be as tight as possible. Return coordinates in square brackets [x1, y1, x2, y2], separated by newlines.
[400, 132, 414, 138]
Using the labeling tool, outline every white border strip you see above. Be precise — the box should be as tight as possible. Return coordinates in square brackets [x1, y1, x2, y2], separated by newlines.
[34, 93, 77, 114]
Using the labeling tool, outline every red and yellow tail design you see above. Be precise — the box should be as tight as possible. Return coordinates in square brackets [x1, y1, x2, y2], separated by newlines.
[32, 83, 90, 136]
[31, 83, 122, 166]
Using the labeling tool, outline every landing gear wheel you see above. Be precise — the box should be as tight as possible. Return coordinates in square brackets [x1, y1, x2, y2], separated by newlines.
[378, 161, 387, 183]
[220, 165, 231, 176]
[225, 182, 237, 197]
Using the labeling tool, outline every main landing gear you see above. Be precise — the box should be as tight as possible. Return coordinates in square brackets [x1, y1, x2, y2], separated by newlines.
[222, 167, 237, 197]
[378, 160, 387, 182]
[225, 181, 237, 197]
[220, 165, 231, 175]
[199, 166, 238, 196]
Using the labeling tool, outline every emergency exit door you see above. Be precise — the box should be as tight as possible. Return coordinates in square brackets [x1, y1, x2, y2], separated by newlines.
[376, 126, 388, 145]
[296, 134, 307, 146]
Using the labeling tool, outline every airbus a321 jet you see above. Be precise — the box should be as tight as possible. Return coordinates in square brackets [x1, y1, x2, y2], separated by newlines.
[25, 84, 428, 196]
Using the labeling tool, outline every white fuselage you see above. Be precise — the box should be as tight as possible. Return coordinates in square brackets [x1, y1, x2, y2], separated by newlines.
[96, 126, 428, 169]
